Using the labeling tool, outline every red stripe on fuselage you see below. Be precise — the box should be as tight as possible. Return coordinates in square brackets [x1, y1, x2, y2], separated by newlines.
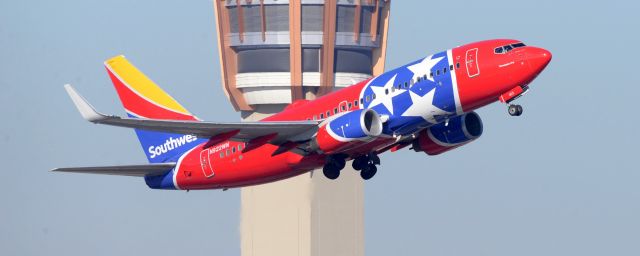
[175, 141, 325, 189]
[263, 79, 369, 121]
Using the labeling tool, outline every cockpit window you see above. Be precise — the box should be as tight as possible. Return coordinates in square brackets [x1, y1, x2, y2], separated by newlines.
[503, 45, 513, 51]
[494, 42, 526, 54]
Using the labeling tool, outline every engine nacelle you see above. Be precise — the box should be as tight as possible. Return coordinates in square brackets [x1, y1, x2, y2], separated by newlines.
[311, 109, 383, 154]
[412, 112, 483, 155]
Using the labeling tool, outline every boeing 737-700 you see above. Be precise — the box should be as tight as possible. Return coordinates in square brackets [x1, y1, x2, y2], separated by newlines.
[54, 39, 552, 190]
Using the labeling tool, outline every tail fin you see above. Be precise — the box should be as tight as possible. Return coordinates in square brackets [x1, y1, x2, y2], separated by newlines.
[104, 55, 205, 163]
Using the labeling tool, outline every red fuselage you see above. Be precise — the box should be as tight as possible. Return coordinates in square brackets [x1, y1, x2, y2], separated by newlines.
[169, 39, 552, 190]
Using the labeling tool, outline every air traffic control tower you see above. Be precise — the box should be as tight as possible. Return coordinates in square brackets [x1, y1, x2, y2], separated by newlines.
[212, 1, 390, 255]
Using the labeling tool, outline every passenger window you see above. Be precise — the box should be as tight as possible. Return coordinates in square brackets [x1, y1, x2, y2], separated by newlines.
[404, 82, 408, 87]
[385, 89, 389, 94]
[423, 74, 427, 80]
[449, 65, 454, 71]
[354, 100, 359, 106]
[366, 95, 370, 102]
[226, 149, 230, 156]
[436, 70, 440, 75]
[348, 102, 352, 109]
[334, 108, 338, 114]
[341, 105, 346, 111]
[443, 67, 447, 74]
[430, 72, 433, 78]
[456, 63, 460, 69]
[313, 115, 317, 120]
[238, 144, 243, 151]
[326, 111, 331, 117]
[220, 152, 224, 158]
[232, 147, 236, 153]
[320, 113, 324, 119]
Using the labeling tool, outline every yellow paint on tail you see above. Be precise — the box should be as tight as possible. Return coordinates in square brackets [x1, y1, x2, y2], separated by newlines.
[104, 55, 190, 115]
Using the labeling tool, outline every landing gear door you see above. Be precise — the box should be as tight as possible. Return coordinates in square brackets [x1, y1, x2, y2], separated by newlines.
[200, 149, 215, 178]
[465, 48, 480, 78]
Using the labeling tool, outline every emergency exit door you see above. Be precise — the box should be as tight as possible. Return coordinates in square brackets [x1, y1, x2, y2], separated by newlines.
[200, 150, 215, 178]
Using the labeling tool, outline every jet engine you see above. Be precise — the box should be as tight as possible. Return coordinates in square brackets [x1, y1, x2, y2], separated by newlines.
[412, 112, 483, 155]
[310, 109, 383, 154]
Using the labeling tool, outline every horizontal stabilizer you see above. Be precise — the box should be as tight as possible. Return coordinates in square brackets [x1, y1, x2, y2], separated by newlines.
[64, 84, 319, 144]
[51, 163, 176, 177]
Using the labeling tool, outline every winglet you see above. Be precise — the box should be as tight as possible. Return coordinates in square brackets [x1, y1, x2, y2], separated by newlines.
[64, 84, 107, 122]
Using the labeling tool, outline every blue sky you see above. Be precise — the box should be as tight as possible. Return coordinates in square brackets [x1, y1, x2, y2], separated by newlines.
[1, 1, 639, 255]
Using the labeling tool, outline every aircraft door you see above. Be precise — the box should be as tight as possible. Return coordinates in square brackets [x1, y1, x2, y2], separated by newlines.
[465, 48, 480, 78]
[200, 149, 215, 178]
[338, 101, 348, 112]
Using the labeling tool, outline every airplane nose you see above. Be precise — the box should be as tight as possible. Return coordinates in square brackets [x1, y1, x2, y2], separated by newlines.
[527, 47, 552, 73]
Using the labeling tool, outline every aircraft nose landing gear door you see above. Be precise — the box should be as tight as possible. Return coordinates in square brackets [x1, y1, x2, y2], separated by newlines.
[200, 149, 215, 178]
[465, 48, 480, 78]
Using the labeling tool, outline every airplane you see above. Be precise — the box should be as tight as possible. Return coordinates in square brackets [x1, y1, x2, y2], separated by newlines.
[53, 39, 552, 190]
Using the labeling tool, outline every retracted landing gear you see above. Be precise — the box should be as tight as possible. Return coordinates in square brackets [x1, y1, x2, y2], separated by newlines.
[352, 153, 380, 180]
[508, 104, 523, 116]
[323, 155, 346, 180]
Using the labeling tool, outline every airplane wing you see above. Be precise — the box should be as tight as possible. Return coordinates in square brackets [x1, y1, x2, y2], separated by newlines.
[51, 163, 176, 177]
[64, 84, 319, 144]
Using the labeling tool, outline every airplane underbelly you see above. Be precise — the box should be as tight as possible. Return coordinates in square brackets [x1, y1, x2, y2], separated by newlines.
[174, 143, 322, 190]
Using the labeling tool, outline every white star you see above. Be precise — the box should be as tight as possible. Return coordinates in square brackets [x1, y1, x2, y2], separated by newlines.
[401, 88, 452, 124]
[406, 55, 444, 82]
[368, 74, 405, 115]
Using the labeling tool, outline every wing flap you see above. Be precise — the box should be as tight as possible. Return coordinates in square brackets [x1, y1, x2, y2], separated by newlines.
[64, 84, 319, 144]
[51, 163, 176, 177]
